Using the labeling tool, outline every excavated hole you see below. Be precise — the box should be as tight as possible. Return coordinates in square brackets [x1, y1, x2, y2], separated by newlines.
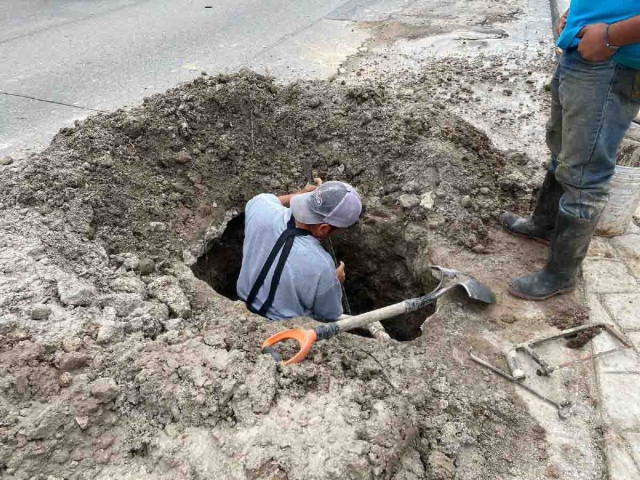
[191, 214, 246, 301]
[192, 216, 436, 341]
[331, 227, 437, 342]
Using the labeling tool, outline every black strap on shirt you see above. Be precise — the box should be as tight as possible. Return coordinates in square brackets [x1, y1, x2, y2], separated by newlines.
[245, 215, 312, 317]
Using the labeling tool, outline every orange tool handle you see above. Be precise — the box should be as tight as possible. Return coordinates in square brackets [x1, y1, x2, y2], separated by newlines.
[261, 328, 318, 365]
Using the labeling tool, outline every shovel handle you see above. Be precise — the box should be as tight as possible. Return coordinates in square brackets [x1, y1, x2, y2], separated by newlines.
[302, 161, 314, 185]
[261, 329, 318, 365]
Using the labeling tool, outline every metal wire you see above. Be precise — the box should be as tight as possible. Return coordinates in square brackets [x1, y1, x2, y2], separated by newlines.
[325, 238, 352, 315]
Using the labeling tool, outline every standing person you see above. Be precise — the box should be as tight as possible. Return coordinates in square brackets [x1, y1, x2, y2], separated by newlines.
[501, 3, 640, 300]
[237, 180, 363, 320]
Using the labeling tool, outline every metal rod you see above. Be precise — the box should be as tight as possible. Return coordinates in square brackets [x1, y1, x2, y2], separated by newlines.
[516, 323, 635, 377]
[544, 347, 630, 373]
[325, 237, 352, 315]
[469, 351, 572, 419]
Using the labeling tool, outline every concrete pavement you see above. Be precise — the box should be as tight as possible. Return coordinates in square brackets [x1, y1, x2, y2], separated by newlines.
[0, 0, 367, 156]
[584, 215, 640, 480]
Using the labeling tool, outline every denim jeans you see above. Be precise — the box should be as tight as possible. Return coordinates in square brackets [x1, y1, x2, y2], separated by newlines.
[546, 49, 640, 220]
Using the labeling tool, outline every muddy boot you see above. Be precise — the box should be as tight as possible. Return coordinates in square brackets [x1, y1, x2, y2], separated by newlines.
[500, 171, 564, 245]
[508, 212, 599, 300]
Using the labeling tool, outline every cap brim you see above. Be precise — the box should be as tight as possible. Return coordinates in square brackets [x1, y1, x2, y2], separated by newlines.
[290, 193, 326, 225]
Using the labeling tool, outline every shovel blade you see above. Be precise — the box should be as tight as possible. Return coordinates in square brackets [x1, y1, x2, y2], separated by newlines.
[430, 265, 496, 305]
[459, 278, 496, 304]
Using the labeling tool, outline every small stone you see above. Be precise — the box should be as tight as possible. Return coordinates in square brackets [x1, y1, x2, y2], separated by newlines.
[503, 89, 513, 96]
[57, 277, 96, 306]
[0, 156, 14, 166]
[176, 150, 191, 164]
[402, 181, 420, 193]
[112, 255, 125, 266]
[90, 377, 119, 403]
[149, 222, 167, 232]
[472, 244, 485, 254]
[338, 67, 347, 74]
[361, 112, 374, 125]
[31, 304, 51, 320]
[269, 178, 282, 189]
[97, 321, 124, 345]
[59, 372, 73, 387]
[138, 258, 155, 275]
[507, 151, 528, 165]
[420, 191, 435, 210]
[75, 416, 90, 430]
[307, 97, 322, 109]
[97, 293, 143, 317]
[427, 451, 455, 480]
[148, 276, 192, 319]
[62, 336, 83, 352]
[203, 332, 228, 348]
[123, 254, 139, 271]
[110, 276, 146, 294]
[59, 352, 91, 371]
[479, 187, 489, 195]
[398, 194, 420, 209]
[461, 196, 472, 208]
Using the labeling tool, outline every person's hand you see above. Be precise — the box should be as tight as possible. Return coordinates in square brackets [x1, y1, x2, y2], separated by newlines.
[577, 23, 616, 62]
[336, 261, 345, 283]
[557, 9, 568, 36]
[302, 178, 322, 193]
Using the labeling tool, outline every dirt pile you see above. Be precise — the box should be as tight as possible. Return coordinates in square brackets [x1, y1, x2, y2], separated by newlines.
[0, 71, 550, 479]
[1, 70, 538, 258]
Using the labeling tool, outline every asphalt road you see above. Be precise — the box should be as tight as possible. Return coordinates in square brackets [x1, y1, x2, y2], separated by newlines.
[0, 0, 371, 156]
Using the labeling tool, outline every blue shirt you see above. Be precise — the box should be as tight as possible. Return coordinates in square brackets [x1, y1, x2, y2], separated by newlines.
[557, 1, 640, 70]
[237, 194, 343, 321]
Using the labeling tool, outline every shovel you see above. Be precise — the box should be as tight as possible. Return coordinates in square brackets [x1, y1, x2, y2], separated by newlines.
[261, 265, 496, 365]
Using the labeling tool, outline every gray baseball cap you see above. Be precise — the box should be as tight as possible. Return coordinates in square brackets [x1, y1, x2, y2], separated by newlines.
[290, 181, 363, 228]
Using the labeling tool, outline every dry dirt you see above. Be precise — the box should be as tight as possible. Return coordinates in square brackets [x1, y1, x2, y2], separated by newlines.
[0, 70, 605, 480]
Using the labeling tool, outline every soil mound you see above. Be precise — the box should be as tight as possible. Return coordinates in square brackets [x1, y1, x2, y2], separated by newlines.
[0, 71, 549, 479]
[1, 70, 537, 258]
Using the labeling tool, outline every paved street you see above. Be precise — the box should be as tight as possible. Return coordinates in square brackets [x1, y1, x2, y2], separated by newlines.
[0, 0, 367, 155]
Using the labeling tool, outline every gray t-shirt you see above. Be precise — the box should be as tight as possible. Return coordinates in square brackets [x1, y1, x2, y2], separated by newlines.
[236, 194, 343, 321]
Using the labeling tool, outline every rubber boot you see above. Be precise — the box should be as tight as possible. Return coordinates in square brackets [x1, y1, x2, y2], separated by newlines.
[500, 171, 564, 245]
[508, 211, 600, 300]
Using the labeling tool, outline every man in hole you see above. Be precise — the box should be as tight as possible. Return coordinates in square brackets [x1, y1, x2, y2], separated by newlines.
[501, 3, 640, 300]
[237, 179, 363, 321]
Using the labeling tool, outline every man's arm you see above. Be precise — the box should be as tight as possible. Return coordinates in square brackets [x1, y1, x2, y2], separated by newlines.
[312, 281, 343, 322]
[557, 9, 568, 36]
[609, 16, 640, 47]
[278, 178, 322, 207]
[577, 15, 640, 62]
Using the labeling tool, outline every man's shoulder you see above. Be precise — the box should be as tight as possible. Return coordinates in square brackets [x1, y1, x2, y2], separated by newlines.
[246, 194, 285, 221]
[247, 193, 281, 210]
